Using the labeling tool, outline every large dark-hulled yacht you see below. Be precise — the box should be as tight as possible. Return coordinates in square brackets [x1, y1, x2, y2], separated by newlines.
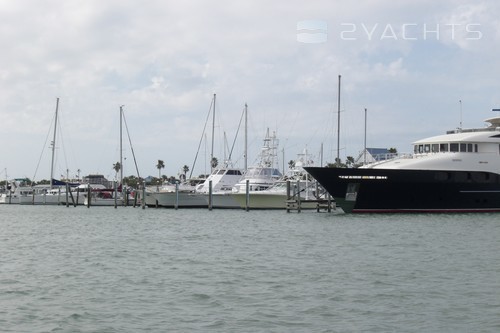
[305, 116, 500, 213]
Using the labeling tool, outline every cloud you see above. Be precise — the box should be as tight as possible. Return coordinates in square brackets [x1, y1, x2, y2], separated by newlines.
[1, 0, 499, 178]
[436, 3, 491, 50]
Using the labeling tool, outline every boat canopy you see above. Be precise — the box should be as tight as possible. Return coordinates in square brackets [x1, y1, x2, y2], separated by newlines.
[485, 116, 500, 128]
[52, 179, 80, 187]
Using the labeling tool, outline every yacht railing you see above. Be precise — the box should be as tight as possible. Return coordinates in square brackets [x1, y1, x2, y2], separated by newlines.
[446, 127, 500, 134]
[360, 152, 413, 168]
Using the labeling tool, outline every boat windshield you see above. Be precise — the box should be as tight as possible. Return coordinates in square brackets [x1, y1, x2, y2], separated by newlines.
[244, 167, 282, 178]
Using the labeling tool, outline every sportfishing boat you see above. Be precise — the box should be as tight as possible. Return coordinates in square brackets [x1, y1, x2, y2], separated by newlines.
[150, 127, 280, 208]
[143, 179, 202, 207]
[231, 148, 326, 209]
[207, 129, 282, 208]
[147, 97, 254, 209]
[0, 178, 33, 204]
[231, 129, 282, 194]
[305, 116, 500, 213]
[149, 167, 243, 208]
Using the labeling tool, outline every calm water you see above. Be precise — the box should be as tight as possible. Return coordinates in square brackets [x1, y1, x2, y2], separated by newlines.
[0, 205, 499, 333]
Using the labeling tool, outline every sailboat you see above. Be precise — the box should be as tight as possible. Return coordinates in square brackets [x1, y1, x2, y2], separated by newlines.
[84, 106, 139, 206]
[20, 98, 79, 205]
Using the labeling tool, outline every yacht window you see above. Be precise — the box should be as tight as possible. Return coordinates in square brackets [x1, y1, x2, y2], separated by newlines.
[475, 144, 478, 152]
[418, 145, 424, 153]
[467, 143, 473, 152]
[431, 144, 439, 152]
[460, 143, 467, 152]
[424, 144, 430, 153]
[414, 145, 418, 154]
[217, 170, 226, 175]
[440, 143, 448, 152]
[450, 143, 459, 152]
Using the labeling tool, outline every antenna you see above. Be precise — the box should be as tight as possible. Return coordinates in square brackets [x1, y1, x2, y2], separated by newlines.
[459, 99, 462, 130]
[336, 74, 341, 166]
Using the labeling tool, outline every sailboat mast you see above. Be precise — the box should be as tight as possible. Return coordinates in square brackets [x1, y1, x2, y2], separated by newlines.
[223, 131, 227, 165]
[120, 105, 124, 186]
[211, 93, 216, 171]
[364, 107, 367, 165]
[337, 74, 341, 166]
[50, 97, 59, 189]
[244, 103, 248, 171]
[320, 142, 324, 167]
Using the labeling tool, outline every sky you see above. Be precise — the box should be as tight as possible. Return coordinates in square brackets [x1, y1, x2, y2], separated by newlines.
[1, 0, 499, 182]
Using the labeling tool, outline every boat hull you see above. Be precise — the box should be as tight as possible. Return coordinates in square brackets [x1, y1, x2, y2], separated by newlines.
[208, 193, 240, 209]
[231, 192, 320, 210]
[19, 194, 64, 205]
[148, 191, 207, 208]
[146, 190, 240, 209]
[0, 194, 20, 204]
[304, 167, 500, 213]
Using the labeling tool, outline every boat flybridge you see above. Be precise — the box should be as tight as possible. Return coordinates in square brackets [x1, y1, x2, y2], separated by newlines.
[361, 116, 500, 173]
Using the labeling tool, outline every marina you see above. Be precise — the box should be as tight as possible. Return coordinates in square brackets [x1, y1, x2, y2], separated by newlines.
[2, 2, 500, 332]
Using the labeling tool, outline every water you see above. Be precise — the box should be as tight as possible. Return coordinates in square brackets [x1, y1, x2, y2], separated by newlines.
[1, 205, 499, 333]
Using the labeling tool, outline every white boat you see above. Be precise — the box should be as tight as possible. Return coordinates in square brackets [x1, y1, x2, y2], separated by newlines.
[205, 128, 284, 209]
[150, 129, 284, 209]
[20, 185, 61, 205]
[0, 178, 33, 204]
[149, 168, 243, 208]
[231, 128, 282, 194]
[143, 182, 195, 206]
[231, 148, 327, 209]
[146, 95, 245, 208]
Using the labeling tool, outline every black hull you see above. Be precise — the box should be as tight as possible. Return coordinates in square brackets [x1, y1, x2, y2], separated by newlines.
[304, 167, 500, 213]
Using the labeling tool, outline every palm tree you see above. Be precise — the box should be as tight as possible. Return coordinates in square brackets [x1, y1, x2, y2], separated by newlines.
[182, 165, 189, 180]
[113, 162, 121, 179]
[346, 156, 355, 168]
[210, 157, 218, 170]
[156, 160, 165, 180]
